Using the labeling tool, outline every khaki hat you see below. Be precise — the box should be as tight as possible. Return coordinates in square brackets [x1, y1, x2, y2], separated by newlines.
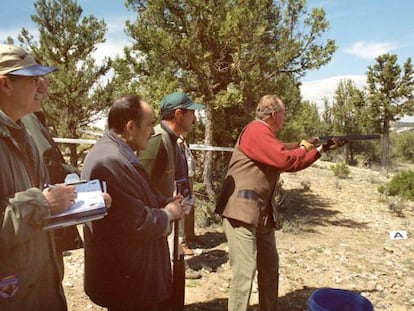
[0, 44, 57, 76]
[160, 92, 204, 119]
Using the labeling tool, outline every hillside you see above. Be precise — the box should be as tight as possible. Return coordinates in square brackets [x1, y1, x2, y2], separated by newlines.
[63, 161, 414, 311]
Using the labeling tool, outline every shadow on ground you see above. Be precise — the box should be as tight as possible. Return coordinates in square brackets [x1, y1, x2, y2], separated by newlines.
[185, 287, 376, 311]
[186, 231, 228, 272]
[188, 231, 227, 250]
[184, 298, 227, 311]
[275, 286, 317, 310]
[280, 189, 371, 233]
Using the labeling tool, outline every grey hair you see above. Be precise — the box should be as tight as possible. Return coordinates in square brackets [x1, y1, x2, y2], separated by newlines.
[255, 95, 283, 120]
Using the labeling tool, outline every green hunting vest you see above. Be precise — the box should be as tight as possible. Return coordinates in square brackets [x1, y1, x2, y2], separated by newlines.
[139, 123, 175, 198]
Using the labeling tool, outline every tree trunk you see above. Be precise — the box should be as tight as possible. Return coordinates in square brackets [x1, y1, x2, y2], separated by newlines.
[344, 143, 350, 164]
[202, 103, 214, 198]
[381, 119, 391, 171]
[350, 145, 354, 165]
[69, 144, 78, 167]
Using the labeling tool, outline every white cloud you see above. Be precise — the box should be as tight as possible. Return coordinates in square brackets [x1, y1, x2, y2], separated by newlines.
[344, 41, 403, 59]
[92, 38, 131, 65]
[92, 13, 135, 65]
[300, 75, 367, 110]
[300, 75, 414, 123]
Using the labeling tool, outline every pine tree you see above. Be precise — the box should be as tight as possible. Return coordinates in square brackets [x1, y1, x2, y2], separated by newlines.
[117, 0, 336, 194]
[18, 0, 112, 166]
[327, 79, 367, 163]
[366, 54, 414, 170]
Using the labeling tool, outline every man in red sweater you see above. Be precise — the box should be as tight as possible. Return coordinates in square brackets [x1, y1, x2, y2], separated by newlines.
[215, 94, 344, 311]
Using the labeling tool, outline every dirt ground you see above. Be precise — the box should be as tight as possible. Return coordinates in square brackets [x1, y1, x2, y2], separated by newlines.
[63, 161, 414, 311]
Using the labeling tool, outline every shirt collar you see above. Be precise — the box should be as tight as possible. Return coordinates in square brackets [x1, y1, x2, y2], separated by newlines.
[160, 121, 179, 141]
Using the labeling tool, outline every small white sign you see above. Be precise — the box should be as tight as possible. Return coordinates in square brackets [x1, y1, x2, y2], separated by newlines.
[389, 231, 408, 240]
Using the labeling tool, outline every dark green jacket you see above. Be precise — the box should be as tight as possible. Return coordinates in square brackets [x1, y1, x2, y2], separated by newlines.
[22, 113, 83, 253]
[0, 110, 66, 311]
[22, 113, 81, 183]
[139, 123, 175, 198]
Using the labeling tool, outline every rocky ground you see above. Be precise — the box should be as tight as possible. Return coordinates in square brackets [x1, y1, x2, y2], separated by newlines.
[63, 161, 414, 310]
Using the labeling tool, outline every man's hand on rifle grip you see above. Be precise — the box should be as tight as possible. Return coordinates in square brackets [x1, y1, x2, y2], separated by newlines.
[299, 139, 315, 151]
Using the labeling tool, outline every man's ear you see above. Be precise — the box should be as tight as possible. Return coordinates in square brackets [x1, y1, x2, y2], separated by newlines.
[124, 120, 135, 133]
[0, 76, 12, 95]
[174, 109, 183, 119]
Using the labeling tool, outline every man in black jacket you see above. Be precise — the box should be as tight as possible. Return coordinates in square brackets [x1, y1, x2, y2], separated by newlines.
[82, 95, 185, 311]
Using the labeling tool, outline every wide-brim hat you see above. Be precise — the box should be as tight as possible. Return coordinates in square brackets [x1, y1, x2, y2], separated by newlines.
[0, 44, 57, 76]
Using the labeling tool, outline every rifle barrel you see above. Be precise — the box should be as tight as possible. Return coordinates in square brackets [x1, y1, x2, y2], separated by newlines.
[317, 134, 381, 145]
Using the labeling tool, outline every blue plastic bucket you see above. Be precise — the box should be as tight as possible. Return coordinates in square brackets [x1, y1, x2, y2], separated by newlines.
[307, 288, 374, 311]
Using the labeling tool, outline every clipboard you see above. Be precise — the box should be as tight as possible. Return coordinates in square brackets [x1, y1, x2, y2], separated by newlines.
[43, 179, 107, 231]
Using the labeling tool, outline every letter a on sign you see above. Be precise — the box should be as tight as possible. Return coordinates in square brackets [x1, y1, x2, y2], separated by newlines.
[389, 231, 408, 240]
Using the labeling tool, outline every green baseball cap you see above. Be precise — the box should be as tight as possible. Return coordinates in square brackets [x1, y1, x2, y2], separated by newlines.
[160, 92, 204, 118]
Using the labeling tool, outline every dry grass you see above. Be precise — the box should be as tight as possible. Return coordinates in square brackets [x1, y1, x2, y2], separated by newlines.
[63, 161, 414, 311]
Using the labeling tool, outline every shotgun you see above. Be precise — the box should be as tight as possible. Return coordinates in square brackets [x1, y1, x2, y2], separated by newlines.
[315, 134, 381, 146]
[282, 134, 380, 150]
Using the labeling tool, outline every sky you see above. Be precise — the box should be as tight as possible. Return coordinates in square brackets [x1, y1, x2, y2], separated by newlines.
[1, 0, 414, 122]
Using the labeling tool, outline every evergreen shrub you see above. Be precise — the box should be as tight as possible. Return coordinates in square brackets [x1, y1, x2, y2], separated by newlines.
[378, 170, 414, 201]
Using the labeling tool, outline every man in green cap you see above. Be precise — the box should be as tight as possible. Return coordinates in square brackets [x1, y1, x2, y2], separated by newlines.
[139, 91, 204, 279]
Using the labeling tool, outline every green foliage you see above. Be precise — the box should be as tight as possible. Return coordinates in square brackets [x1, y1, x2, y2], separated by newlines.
[326, 79, 368, 135]
[117, 0, 337, 192]
[193, 192, 222, 228]
[330, 163, 350, 179]
[379, 170, 414, 201]
[280, 100, 326, 142]
[3, 37, 14, 44]
[18, 0, 112, 165]
[377, 184, 386, 194]
[366, 54, 414, 169]
[391, 131, 414, 163]
[323, 79, 378, 165]
[367, 55, 414, 126]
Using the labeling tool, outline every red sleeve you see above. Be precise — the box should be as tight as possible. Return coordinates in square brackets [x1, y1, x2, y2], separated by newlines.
[239, 120, 320, 172]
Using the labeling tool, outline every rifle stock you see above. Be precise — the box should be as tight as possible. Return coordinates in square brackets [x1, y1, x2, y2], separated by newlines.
[316, 134, 381, 146]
